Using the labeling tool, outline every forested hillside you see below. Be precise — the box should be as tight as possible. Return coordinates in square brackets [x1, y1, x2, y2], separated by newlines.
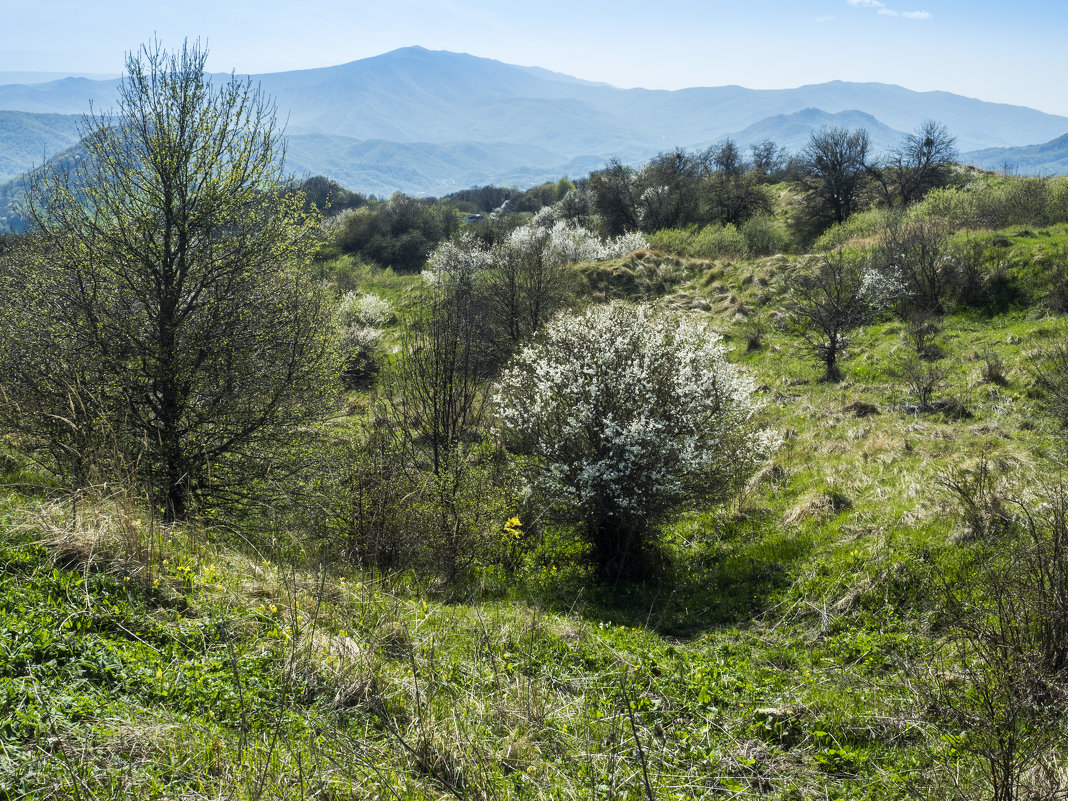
[0, 111, 81, 182]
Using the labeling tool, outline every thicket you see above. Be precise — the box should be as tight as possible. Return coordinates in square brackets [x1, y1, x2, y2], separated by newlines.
[925, 469, 1068, 801]
[310, 177, 579, 273]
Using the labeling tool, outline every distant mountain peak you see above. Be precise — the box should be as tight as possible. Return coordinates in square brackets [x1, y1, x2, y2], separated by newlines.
[2, 47, 1068, 194]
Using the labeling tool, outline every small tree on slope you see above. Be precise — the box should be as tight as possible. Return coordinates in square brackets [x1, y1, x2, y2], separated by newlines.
[0, 40, 338, 519]
[495, 303, 777, 578]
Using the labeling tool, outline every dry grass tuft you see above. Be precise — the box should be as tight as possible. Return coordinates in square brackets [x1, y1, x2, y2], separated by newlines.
[782, 487, 852, 525]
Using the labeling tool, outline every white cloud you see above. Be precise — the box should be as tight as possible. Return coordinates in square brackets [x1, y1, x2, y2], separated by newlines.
[847, 0, 931, 19]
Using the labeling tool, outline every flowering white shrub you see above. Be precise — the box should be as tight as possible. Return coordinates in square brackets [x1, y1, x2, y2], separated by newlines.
[341, 323, 383, 352]
[495, 302, 777, 575]
[337, 292, 394, 329]
[321, 207, 362, 239]
[426, 224, 647, 290]
[336, 292, 393, 387]
[530, 204, 558, 229]
[530, 188, 593, 230]
[423, 234, 493, 287]
[516, 220, 646, 267]
[861, 267, 905, 311]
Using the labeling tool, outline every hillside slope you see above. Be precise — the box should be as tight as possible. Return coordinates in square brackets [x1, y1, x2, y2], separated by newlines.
[718, 107, 908, 154]
[0, 110, 82, 182]
[964, 131, 1068, 175]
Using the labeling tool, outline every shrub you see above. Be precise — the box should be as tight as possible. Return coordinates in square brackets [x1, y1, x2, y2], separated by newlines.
[938, 452, 1011, 542]
[910, 178, 1068, 234]
[645, 226, 698, 256]
[1030, 338, 1068, 434]
[898, 352, 949, 410]
[338, 292, 394, 329]
[785, 251, 873, 382]
[534, 220, 647, 264]
[876, 214, 955, 313]
[648, 223, 757, 259]
[690, 223, 746, 259]
[380, 281, 513, 582]
[740, 213, 792, 256]
[424, 223, 642, 362]
[811, 208, 889, 252]
[904, 310, 944, 359]
[978, 349, 1009, 386]
[338, 325, 383, 388]
[336, 292, 393, 387]
[919, 478, 1068, 801]
[495, 302, 777, 578]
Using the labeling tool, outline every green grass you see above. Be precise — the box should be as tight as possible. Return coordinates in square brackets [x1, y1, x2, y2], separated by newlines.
[4, 221, 1068, 798]
[0, 475, 941, 800]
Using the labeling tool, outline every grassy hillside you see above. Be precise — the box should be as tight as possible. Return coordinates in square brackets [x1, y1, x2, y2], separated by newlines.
[3, 193, 1068, 799]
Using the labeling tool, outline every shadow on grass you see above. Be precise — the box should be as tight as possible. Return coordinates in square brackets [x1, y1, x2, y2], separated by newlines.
[518, 511, 816, 638]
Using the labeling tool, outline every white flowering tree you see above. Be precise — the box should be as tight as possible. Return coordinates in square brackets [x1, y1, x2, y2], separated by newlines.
[424, 224, 647, 356]
[495, 303, 777, 577]
[336, 292, 394, 387]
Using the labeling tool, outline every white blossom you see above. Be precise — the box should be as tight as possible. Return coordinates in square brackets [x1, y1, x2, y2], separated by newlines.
[337, 291, 393, 329]
[862, 267, 906, 309]
[495, 303, 776, 536]
[423, 234, 494, 287]
[426, 222, 647, 290]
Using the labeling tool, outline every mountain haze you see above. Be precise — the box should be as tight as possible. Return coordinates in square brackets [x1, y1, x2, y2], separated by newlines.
[718, 108, 908, 156]
[250, 48, 1068, 155]
[0, 111, 82, 182]
[1, 47, 1067, 196]
[963, 133, 1068, 176]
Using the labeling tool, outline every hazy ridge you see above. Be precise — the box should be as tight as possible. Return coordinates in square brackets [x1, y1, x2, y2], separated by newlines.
[2, 46, 1067, 194]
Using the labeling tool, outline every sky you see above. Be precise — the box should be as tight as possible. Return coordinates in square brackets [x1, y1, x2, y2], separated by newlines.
[2, 0, 1067, 116]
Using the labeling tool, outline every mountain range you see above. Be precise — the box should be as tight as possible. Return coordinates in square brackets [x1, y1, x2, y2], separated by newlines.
[1, 46, 1067, 197]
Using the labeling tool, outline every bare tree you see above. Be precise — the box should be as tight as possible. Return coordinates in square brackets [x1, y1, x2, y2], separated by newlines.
[785, 251, 872, 381]
[749, 139, 788, 180]
[794, 127, 872, 238]
[877, 214, 954, 313]
[388, 281, 489, 478]
[710, 138, 746, 177]
[487, 228, 573, 349]
[384, 278, 501, 580]
[871, 120, 958, 207]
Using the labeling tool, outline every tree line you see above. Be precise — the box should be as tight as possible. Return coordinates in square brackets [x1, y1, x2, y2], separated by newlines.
[305, 121, 958, 276]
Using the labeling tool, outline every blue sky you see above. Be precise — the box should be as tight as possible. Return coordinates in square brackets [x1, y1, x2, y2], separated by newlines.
[2, 0, 1066, 115]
